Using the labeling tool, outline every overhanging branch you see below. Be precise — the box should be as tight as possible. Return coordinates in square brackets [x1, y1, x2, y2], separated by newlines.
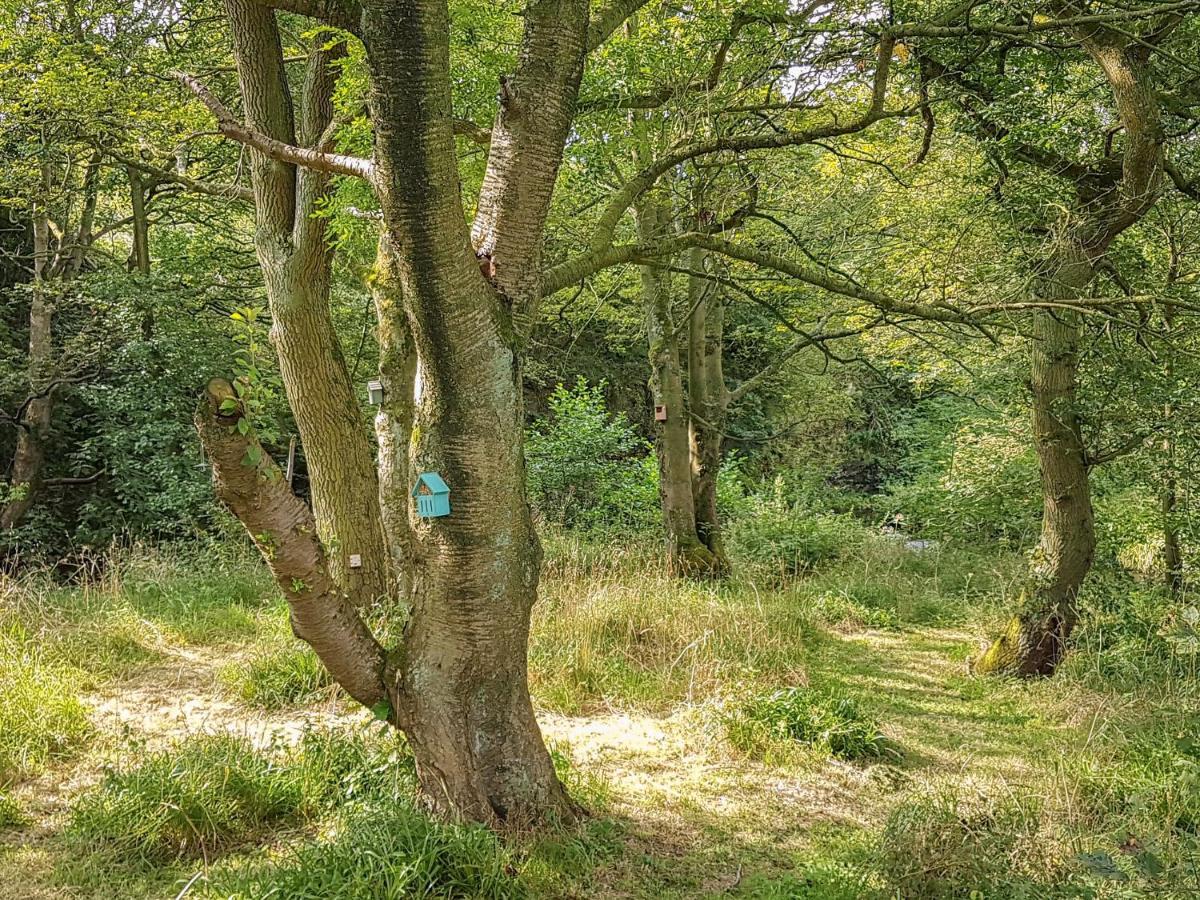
[177, 72, 375, 182]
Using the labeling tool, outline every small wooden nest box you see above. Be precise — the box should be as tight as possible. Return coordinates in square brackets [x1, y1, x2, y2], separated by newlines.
[412, 472, 451, 518]
[654, 404, 668, 422]
[367, 379, 384, 405]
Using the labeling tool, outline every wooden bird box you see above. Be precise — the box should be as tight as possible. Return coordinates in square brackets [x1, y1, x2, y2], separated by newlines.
[654, 404, 668, 422]
[411, 472, 451, 518]
[367, 379, 384, 405]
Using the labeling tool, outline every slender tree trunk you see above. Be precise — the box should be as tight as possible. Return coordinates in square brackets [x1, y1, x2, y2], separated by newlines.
[128, 165, 151, 276]
[1163, 445, 1183, 597]
[636, 202, 720, 576]
[2, 185, 53, 532]
[976, 250, 1096, 676]
[226, 1, 390, 604]
[686, 247, 730, 569]
[371, 238, 416, 595]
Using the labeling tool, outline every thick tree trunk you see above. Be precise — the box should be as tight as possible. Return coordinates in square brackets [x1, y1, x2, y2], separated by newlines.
[686, 248, 730, 570]
[976, 253, 1095, 676]
[360, 0, 579, 824]
[226, 1, 390, 604]
[636, 203, 720, 577]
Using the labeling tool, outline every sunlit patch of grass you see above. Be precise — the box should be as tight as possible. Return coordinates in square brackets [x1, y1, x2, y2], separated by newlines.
[722, 686, 898, 763]
[220, 646, 336, 709]
[0, 643, 92, 783]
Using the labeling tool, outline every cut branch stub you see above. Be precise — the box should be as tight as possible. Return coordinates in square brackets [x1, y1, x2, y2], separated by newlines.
[195, 377, 390, 708]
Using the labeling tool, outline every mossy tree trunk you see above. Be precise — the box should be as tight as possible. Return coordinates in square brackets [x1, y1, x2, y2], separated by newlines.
[686, 246, 730, 570]
[975, 251, 1096, 676]
[976, 31, 1164, 677]
[636, 200, 722, 577]
[224, 0, 389, 605]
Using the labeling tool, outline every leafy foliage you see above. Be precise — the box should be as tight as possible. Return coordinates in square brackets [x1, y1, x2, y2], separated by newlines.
[723, 686, 895, 762]
[526, 380, 656, 531]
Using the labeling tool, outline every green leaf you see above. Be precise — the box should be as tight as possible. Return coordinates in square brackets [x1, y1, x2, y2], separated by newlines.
[1077, 852, 1128, 881]
[371, 700, 391, 722]
[236, 417, 251, 435]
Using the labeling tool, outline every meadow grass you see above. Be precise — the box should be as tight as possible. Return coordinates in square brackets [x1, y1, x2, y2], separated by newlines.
[3, 531, 1199, 898]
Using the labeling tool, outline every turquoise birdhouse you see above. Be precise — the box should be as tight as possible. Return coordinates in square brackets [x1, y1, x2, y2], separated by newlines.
[412, 472, 451, 518]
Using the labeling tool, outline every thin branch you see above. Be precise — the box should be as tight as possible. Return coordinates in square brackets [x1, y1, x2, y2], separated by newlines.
[177, 72, 375, 181]
[103, 148, 254, 203]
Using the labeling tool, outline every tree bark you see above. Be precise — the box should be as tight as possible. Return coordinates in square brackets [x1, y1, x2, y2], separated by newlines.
[225, 0, 390, 605]
[359, 0, 583, 824]
[686, 247, 730, 569]
[976, 250, 1096, 677]
[975, 30, 1163, 677]
[634, 201, 720, 576]
[196, 378, 390, 706]
[2, 167, 54, 533]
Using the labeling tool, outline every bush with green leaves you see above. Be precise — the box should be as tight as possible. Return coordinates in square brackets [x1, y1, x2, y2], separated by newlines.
[723, 686, 895, 762]
[728, 484, 861, 579]
[525, 379, 656, 531]
[886, 397, 1041, 545]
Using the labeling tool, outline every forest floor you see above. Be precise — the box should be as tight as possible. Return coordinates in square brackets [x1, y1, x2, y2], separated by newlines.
[1, 536, 1198, 898]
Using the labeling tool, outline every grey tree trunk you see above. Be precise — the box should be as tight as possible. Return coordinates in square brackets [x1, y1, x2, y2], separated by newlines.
[686, 247, 730, 568]
[225, 0, 390, 605]
[636, 202, 721, 576]
[976, 253, 1096, 675]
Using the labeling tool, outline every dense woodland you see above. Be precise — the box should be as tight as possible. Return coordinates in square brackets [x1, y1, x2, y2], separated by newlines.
[2, 0, 1200, 897]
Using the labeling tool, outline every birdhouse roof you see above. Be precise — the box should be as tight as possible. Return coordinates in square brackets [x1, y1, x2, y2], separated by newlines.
[411, 472, 450, 496]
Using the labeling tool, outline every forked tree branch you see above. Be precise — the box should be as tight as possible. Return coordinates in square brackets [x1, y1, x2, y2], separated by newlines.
[587, 0, 652, 51]
[584, 35, 900, 252]
[177, 72, 375, 182]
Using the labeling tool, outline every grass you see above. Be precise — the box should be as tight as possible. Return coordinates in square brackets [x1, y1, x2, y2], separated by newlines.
[220, 645, 336, 709]
[2, 531, 1199, 898]
[721, 687, 898, 762]
[0, 644, 92, 783]
[0, 790, 27, 827]
[68, 733, 310, 865]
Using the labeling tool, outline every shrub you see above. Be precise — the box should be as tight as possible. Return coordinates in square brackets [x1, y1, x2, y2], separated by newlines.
[222, 646, 335, 709]
[723, 687, 895, 761]
[526, 379, 656, 531]
[69, 734, 305, 864]
[0, 646, 92, 783]
[728, 488, 859, 579]
[876, 784, 1067, 898]
[886, 398, 1041, 545]
[201, 802, 520, 899]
